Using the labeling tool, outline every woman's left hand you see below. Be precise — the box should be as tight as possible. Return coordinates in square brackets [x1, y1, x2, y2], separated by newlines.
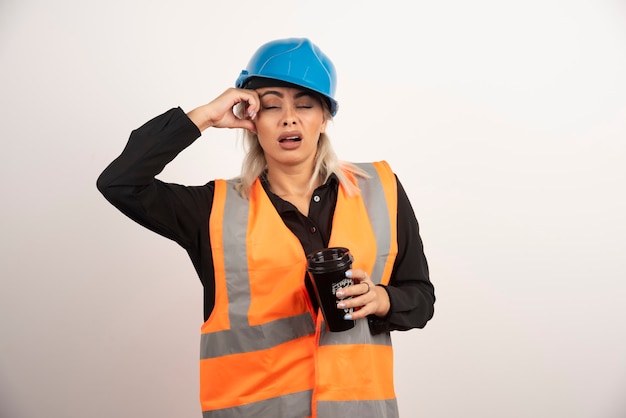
[335, 269, 390, 320]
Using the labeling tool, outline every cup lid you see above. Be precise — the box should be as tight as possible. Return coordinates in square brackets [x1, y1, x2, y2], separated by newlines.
[306, 247, 353, 273]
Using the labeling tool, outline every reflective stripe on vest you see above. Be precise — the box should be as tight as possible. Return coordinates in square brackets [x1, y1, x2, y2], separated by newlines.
[200, 161, 399, 418]
[202, 390, 313, 418]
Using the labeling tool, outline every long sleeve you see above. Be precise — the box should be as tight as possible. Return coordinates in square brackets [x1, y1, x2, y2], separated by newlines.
[96, 107, 213, 249]
[368, 178, 436, 333]
[97, 107, 220, 316]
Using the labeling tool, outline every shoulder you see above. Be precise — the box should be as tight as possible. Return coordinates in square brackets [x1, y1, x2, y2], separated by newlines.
[349, 161, 393, 175]
[349, 161, 396, 185]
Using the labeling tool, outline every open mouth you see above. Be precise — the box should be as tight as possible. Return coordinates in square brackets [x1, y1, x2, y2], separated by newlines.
[279, 136, 302, 143]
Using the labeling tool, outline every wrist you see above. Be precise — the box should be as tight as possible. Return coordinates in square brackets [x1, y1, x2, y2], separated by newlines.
[374, 284, 391, 317]
[186, 104, 214, 132]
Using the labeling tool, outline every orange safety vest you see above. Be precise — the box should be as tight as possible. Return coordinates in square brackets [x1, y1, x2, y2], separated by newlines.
[200, 161, 398, 418]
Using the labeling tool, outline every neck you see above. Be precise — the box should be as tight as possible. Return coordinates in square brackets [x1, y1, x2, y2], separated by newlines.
[265, 168, 318, 198]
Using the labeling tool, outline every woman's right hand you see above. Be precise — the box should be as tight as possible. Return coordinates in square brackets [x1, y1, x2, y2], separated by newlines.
[186, 88, 260, 132]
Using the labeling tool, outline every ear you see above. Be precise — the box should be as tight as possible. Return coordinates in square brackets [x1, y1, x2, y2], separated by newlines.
[320, 117, 328, 134]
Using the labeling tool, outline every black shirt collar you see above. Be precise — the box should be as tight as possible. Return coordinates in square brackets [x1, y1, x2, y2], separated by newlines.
[259, 172, 339, 213]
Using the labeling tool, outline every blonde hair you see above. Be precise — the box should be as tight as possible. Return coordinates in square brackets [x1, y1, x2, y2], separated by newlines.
[233, 103, 370, 199]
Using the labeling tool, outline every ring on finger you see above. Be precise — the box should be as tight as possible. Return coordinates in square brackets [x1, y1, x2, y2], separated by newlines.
[362, 282, 371, 294]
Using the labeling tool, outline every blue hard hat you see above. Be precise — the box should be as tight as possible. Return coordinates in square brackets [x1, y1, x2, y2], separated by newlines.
[235, 38, 338, 116]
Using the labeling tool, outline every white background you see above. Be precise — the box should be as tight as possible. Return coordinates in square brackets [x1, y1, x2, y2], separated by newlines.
[1, 1, 625, 417]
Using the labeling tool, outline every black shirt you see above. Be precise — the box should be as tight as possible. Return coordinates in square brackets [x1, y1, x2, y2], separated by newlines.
[97, 107, 435, 333]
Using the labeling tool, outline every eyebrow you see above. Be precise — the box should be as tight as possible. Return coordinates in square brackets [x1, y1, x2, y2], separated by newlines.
[259, 90, 316, 99]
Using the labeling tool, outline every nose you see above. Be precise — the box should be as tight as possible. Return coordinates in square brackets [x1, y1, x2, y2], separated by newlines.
[282, 106, 297, 126]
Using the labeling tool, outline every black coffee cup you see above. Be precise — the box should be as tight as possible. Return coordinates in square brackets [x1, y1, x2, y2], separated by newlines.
[306, 247, 355, 332]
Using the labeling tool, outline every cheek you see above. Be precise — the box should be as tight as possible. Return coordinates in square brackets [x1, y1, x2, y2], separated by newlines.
[256, 133, 272, 148]
[255, 126, 276, 149]
[313, 119, 327, 135]
[303, 113, 325, 127]
[254, 120, 272, 137]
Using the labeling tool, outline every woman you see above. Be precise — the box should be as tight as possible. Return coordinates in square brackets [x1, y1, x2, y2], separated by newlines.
[97, 37, 435, 418]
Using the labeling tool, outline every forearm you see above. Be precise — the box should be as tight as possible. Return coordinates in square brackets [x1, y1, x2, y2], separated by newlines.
[385, 281, 435, 329]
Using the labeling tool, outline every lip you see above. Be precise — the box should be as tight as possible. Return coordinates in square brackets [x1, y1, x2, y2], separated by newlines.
[278, 131, 303, 142]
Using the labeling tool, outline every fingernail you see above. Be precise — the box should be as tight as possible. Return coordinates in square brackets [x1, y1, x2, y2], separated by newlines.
[344, 314, 353, 320]
[337, 302, 346, 309]
[345, 270, 353, 278]
[248, 110, 256, 119]
[336, 290, 344, 297]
